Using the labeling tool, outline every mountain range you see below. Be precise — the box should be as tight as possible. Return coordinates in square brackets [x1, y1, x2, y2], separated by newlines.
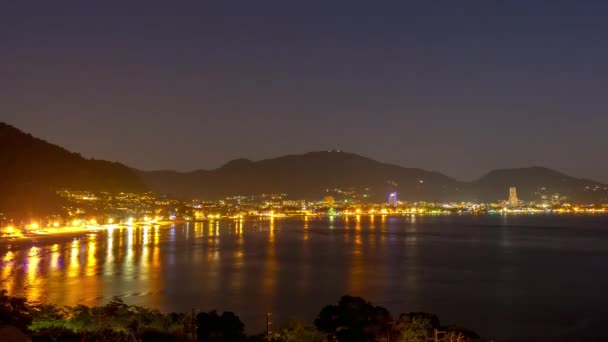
[142, 154, 608, 204]
[1, 122, 607, 215]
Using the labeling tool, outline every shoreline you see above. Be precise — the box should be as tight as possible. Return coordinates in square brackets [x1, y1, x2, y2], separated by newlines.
[2, 211, 607, 243]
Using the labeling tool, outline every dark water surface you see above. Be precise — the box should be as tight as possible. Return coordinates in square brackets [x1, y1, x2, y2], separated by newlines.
[2, 215, 608, 338]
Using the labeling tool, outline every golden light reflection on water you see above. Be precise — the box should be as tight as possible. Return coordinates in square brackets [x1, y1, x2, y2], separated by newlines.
[349, 217, 364, 295]
[50, 244, 60, 270]
[26, 246, 42, 302]
[118, 227, 124, 249]
[231, 219, 245, 293]
[208, 219, 215, 237]
[303, 216, 309, 241]
[152, 225, 160, 270]
[355, 216, 362, 246]
[86, 234, 97, 276]
[268, 216, 275, 243]
[206, 220, 220, 261]
[68, 239, 80, 278]
[236, 219, 244, 254]
[143, 226, 150, 245]
[369, 216, 377, 248]
[124, 226, 134, 276]
[2, 250, 15, 293]
[141, 227, 150, 281]
[1, 218, 425, 323]
[235, 219, 244, 247]
[194, 221, 204, 239]
[0, 224, 195, 306]
[3, 250, 14, 262]
[262, 217, 277, 308]
[105, 227, 115, 276]
[344, 216, 351, 242]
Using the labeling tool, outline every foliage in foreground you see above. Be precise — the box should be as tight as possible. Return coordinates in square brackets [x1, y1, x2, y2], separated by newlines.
[0, 290, 480, 341]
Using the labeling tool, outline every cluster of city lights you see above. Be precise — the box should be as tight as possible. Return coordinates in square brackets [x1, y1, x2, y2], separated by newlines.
[3, 204, 607, 239]
[3, 186, 607, 240]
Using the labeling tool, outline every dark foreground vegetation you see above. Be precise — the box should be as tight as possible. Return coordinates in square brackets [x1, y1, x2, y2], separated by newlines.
[1, 289, 480, 341]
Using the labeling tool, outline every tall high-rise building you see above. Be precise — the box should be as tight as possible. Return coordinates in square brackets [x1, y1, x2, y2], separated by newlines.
[388, 192, 398, 207]
[509, 187, 519, 207]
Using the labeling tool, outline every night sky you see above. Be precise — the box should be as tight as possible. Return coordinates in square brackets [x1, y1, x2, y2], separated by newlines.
[2, 2, 608, 182]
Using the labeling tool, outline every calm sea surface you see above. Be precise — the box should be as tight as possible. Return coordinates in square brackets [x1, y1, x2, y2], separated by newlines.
[2, 215, 608, 338]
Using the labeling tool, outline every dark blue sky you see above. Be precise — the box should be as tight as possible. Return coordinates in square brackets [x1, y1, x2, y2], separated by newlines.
[2, 1, 608, 182]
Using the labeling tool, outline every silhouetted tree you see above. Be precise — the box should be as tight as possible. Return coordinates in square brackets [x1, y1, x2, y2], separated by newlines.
[269, 319, 321, 341]
[314, 295, 392, 342]
[443, 325, 480, 341]
[66, 304, 94, 331]
[196, 310, 245, 342]
[394, 312, 440, 342]
[166, 312, 190, 335]
[0, 289, 32, 331]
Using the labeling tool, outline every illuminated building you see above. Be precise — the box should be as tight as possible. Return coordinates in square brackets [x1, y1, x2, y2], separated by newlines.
[388, 192, 397, 207]
[509, 187, 519, 207]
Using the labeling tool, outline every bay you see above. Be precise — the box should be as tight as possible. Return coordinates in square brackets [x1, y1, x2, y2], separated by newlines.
[2, 214, 608, 338]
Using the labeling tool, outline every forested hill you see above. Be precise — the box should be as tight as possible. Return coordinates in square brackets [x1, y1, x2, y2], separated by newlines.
[142, 151, 464, 202]
[0, 122, 146, 216]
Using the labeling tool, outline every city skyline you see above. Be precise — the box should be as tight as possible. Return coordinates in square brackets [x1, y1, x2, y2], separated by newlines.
[3, 2, 608, 182]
